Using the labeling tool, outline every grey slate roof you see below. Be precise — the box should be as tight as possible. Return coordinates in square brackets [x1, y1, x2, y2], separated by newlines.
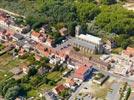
[13, 33, 24, 40]
[16, 40, 25, 47]
[72, 38, 96, 51]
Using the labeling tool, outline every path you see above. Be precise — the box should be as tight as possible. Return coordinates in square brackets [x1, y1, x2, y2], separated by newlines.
[0, 8, 25, 18]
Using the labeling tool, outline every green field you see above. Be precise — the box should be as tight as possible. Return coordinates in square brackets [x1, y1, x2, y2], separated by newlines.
[0, 71, 13, 81]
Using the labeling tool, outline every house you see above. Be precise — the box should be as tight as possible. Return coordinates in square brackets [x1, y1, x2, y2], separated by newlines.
[23, 44, 31, 52]
[13, 33, 24, 41]
[21, 25, 31, 34]
[74, 64, 93, 81]
[53, 84, 66, 95]
[67, 61, 76, 69]
[65, 78, 77, 91]
[49, 55, 61, 65]
[0, 28, 6, 36]
[18, 48, 25, 56]
[38, 66, 50, 75]
[35, 54, 41, 61]
[104, 40, 117, 54]
[16, 38, 27, 48]
[31, 31, 41, 42]
[20, 64, 29, 74]
[122, 47, 134, 57]
[45, 36, 54, 47]
[16, 41, 25, 48]
[36, 43, 50, 57]
[10, 67, 23, 75]
[59, 27, 68, 36]
[39, 28, 46, 34]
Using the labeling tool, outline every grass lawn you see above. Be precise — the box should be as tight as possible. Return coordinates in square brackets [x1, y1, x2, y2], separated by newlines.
[0, 44, 4, 50]
[47, 71, 62, 81]
[0, 71, 13, 81]
[27, 89, 38, 98]
[38, 83, 54, 91]
[25, 82, 54, 98]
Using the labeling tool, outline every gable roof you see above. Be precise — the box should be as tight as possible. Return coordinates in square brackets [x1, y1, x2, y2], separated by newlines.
[74, 64, 92, 76]
[123, 47, 134, 56]
[31, 31, 40, 38]
[66, 78, 76, 86]
[55, 84, 65, 94]
[13, 33, 24, 40]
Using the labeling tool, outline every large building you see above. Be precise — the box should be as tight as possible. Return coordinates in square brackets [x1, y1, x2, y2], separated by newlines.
[72, 25, 103, 54]
[74, 64, 93, 81]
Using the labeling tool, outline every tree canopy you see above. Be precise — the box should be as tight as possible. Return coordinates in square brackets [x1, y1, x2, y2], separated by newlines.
[95, 5, 134, 35]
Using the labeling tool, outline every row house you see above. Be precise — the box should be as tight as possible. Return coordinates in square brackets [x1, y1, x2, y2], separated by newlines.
[31, 31, 54, 47]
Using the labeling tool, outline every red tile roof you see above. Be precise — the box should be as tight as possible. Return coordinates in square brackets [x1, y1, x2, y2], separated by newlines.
[36, 43, 44, 51]
[35, 54, 41, 61]
[6, 30, 14, 35]
[31, 31, 40, 38]
[18, 48, 25, 56]
[0, 16, 6, 21]
[55, 84, 65, 94]
[36, 43, 52, 57]
[74, 64, 92, 80]
[123, 47, 134, 57]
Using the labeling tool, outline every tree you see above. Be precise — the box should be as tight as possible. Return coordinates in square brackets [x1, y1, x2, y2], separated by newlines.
[95, 5, 134, 35]
[43, 77, 49, 84]
[53, 64, 62, 71]
[25, 16, 37, 26]
[2, 80, 17, 96]
[100, 0, 117, 5]
[21, 75, 29, 83]
[28, 66, 37, 77]
[121, 40, 129, 49]
[67, 21, 77, 36]
[75, 2, 100, 21]
[30, 75, 42, 87]
[48, 80, 56, 86]
[0, 78, 16, 96]
[125, 87, 131, 100]
[59, 89, 69, 98]
[5, 85, 21, 100]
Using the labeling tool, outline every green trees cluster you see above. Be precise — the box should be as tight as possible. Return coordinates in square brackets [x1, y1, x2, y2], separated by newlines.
[95, 5, 134, 35]
[94, 5, 134, 48]
[0, 78, 22, 100]
[100, 0, 117, 5]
